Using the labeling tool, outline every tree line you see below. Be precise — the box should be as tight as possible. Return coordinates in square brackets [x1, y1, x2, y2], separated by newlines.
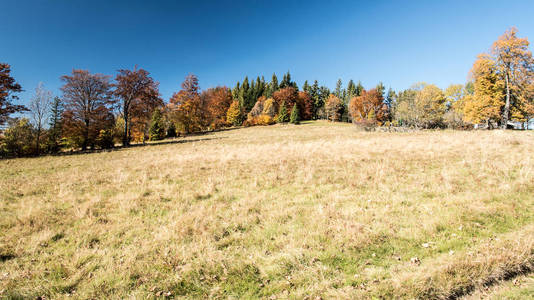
[1, 28, 533, 158]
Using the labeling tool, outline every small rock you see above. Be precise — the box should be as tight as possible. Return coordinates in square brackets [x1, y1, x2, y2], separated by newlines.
[421, 243, 430, 248]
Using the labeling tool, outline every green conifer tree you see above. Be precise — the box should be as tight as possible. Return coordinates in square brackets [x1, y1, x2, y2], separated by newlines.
[271, 73, 279, 92]
[149, 109, 165, 141]
[277, 101, 289, 123]
[303, 80, 310, 94]
[335, 79, 343, 98]
[356, 81, 364, 96]
[290, 104, 300, 124]
[47, 96, 63, 153]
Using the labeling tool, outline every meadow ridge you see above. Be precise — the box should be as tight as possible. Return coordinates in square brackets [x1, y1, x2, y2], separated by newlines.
[1, 121, 534, 299]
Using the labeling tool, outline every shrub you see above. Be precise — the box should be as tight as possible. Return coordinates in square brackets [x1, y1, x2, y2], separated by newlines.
[0, 118, 35, 157]
[166, 121, 177, 138]
[96, 129, 114, 149]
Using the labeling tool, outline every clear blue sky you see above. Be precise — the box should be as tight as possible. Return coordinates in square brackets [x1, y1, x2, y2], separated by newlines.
[2, 0, 534, 106]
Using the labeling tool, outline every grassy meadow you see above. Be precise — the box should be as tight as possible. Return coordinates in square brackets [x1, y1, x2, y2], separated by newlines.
[1, 121, 534, 299]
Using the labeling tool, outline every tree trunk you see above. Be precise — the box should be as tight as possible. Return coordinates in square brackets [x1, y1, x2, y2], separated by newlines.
[36, 127, 41, 155]
[82, 119, 89, 151]
[502, 71, 511, 129]
[123, 104, 129, 146]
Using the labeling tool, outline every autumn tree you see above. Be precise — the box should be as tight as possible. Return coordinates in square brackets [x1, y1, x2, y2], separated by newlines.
[201, 86, 233, 129]
[29, 82, 52, 154]
[273, 87, 298, 112]
[262, 98, 277, 118]
[462, 54, 505, 128]
[168, 74, 204, 134]
[393, 89, 418, 127]
[325, 94, 343, 121]
[443, 83, 472, 128]
[248, 96, 266, 120]
[0, 63, 26, 128]
[464, 28, 534, 128]
[226, 100, 243, 126]
[349, 88, 388, 125]
[296, 91, 313, 120]
[60, 70, 114, 150]
[114, 66, 161, 146]
[393, 83, 446, 128]
[1, 118, 34, 157]
[492, 27, 534, 128]
[414, 83, 446, 128]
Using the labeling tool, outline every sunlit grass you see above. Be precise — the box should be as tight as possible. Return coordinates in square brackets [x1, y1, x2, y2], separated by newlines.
[1, 121, 533, 299]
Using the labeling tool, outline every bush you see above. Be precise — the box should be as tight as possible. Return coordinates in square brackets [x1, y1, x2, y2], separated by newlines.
[166, 121, 177, 138]
[96, 129, 115, 149]
[0, 118, 36, 157]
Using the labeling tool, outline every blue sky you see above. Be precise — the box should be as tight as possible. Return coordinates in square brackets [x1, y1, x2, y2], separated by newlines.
[2, 0, 534, 105]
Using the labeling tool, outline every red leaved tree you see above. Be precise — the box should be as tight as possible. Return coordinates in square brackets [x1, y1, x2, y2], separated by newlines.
[349, 89, 388, 125]
[201, 86, 233, 129]
[60, 70, 114, 150]
[0, 63, 27, 128]
[168, 75, 204, 134]
[297, 91, 313, 120]
[114, 66, 162, 146]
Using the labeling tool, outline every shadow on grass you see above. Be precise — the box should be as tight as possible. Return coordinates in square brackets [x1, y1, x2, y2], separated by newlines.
[56, 136, 228, 157]
[0, 131, 234, 160]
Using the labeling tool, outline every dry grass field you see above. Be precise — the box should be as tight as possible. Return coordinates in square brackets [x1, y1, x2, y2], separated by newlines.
[1, 121, 534, 299]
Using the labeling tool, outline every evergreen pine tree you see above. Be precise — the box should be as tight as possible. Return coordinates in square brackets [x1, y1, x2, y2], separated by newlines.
[356, 81, 364, 96]
[149, 109, 165, 141]
[347, 80, 356, 97]
[271, 73, 279, 92]
[290, 104, 300, 124]
[47, 96, 63, 153]
[232, 82, 240, 99]
[335, 79, 343, 98]
[279, 71, 298, 89]
[249, 79, 256, 110]
[255, 76, 263, 99]
[311, 80, 320, 119]
[376, 82, 385, 98]
[277, 101, 289, 123]
[239, 77, 250, 110]
[303, 80, 310, 94]
[280, 72, 289, 89]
